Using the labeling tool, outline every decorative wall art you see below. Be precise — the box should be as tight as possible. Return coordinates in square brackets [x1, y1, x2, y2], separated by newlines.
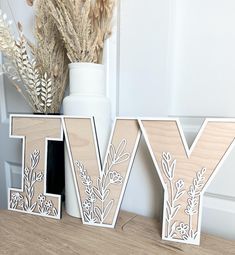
[7, 115, 235, 246]
[62, 117, 141, 228]
[9, 115, 63, 219]
[139, 119, 235, 245]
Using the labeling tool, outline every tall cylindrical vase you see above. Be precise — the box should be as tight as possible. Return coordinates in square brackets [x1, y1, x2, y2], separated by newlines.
[63, 62, 111, 218]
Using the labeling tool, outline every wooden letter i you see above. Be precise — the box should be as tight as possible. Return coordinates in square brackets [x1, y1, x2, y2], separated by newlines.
[9, 115, 63, 219]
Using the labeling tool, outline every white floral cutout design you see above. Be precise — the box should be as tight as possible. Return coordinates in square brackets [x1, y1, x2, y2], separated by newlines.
[75, 139, 130, 225]
[9, 149, 58, 217]
[161, 152, 206, 241]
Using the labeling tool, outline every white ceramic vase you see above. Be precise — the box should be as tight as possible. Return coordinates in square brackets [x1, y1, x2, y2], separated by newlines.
[63, 62, 111, 218]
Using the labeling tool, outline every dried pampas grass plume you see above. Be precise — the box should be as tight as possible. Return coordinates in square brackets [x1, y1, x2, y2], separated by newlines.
[46, 0, 116, 64]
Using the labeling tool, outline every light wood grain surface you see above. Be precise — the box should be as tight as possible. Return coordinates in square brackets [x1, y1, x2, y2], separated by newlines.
[141, 120, 235, 244]
[0, 210, 234, 255]
[10, 116, 62, 218]
[63, 118, 140, 226]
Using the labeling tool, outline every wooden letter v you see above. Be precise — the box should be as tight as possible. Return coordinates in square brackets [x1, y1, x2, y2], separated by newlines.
[63, 117, 140, 228]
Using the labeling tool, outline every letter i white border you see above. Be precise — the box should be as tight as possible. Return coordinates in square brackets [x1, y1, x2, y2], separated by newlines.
[8, 114, 63, 219]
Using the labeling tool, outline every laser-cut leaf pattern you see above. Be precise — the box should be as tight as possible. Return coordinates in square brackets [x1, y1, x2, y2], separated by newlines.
[75, 139, 130, 225]
[161, 152, 206, 241]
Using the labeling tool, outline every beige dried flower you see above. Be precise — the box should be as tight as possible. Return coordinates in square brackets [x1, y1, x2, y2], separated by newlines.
[0, 11, 16, 59]
[0, 3, 69, 114]
[47, 0, 116, 64]
[26, 0, 34, 6]
[33, 0, 69, 113]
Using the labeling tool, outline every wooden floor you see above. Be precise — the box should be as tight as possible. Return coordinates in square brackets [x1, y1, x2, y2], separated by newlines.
[0, 210, 234, 254]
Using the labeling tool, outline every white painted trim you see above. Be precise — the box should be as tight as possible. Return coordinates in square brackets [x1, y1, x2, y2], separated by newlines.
[0, 53, 8, 123]
[203, 192, 235, 240]
[204, 192, 235, 213]
[167, 0, 177, 115]
[4, 161, 22, 196]
[4, 162, 12, 193]
[115, 0, 121, 117]
[103, 5, 119, 120]
[8, 114, 63, 219]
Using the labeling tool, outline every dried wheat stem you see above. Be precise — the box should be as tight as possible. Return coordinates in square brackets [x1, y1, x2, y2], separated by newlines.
[46, 0, 116, 64]
[0, 2, 69, 114]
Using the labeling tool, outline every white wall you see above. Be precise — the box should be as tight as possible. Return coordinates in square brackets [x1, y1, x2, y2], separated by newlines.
[170, 0, 235, 239]
[118, 0, 171, 117]
[170, 0, 235, 117]
[119, 0, 235, 240]
[119, 0, 171, 218]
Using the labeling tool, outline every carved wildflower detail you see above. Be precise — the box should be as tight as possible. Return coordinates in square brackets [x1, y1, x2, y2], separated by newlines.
[162, 152, 176, 180]
[176, 222, 189, 235]
[10, 192, 24, 209]
[161, 152, 206, 242]
[109, 171, 123, 184]
[37, 194, 57, 217]
[161, 152, 185, 238]
[9, 149, 58, 218]
[83, 200, 92, 212]
[183, 167, 206, 241]
[75, 139, 130, 225]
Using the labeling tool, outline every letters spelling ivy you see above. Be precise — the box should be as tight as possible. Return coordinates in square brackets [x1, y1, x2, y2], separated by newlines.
[8, 115, 235, 246]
